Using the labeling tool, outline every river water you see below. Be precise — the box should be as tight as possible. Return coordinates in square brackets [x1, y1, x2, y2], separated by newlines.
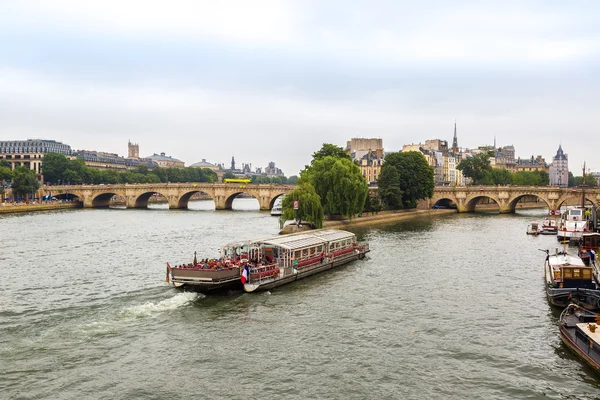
[1, 200, 599, 399]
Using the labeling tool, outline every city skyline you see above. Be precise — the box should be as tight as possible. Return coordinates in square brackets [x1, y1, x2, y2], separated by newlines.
[1, 1, 599, 175]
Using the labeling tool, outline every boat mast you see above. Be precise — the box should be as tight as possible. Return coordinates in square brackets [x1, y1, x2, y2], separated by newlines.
[581, 161, 586, 209]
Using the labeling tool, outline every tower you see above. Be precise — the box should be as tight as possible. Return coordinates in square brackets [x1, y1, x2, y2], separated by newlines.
[128, 140, 139, 159]
[231, 156, 236, 171]
[451, 120, 458, 153]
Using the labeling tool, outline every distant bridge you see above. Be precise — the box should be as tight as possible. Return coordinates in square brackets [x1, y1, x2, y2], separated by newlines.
[428, 186, 600, 213]
[39, 183, 600, 213]
[40, 183, 294, 210]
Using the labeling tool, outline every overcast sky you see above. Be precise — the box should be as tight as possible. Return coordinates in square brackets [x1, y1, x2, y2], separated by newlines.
[1, 1, 599, 175]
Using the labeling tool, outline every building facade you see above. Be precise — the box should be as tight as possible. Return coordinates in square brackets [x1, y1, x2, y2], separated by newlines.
[515, 156, 548, 173]
[128, 141, 140, 159]
[549, 145, 569, 187]
[0, 139, 72, 176]
[358, 150, 383, 185]
[75, 150, 158, 170]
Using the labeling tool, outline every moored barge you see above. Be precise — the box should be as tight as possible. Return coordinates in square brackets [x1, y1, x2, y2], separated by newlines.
[543, 249, 600, 311]
[558, 303, 600, 375]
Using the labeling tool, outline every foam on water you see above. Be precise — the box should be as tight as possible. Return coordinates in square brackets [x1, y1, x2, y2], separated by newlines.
[121, 292, 201, 317]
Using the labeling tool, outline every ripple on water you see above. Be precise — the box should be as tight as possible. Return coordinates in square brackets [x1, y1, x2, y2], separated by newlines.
[2, 208, 600, 399]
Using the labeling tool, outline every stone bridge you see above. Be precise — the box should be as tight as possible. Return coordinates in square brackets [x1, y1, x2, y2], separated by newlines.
[40, 183, 295, 210]
[427, 186, 600, 213]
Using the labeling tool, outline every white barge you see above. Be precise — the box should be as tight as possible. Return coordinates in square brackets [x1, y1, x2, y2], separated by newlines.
[243, 229, 369, 293]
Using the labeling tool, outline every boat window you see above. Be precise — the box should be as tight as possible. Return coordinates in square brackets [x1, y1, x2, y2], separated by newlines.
[302, 248, 308, 257]
[573, 269, 581, 278]
[583, 269, 592, 279]
[571, 210, 581, 216]
[563, 269, 573, 279]
[295, 250, 301, 259]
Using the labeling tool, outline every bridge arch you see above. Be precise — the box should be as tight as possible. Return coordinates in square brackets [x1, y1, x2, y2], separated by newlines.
[224, 192, 259, 210]
[432, 198, 457, 209]
[269, 193, 288, 210]
[465, 195, 501, 213]
[131, 191, 170, 208]
[555, 194, 599, 210]
[176, 190, 215, 209]
[507, 194, 550, 213]
[92, 192, 122, 208]
[53, 192, 81, 202]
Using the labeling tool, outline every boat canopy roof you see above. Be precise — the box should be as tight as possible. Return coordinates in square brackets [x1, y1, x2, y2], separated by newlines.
[549, 254, 587, 267]
[583, 233, 600, 237]
[255, 229, 356, 251]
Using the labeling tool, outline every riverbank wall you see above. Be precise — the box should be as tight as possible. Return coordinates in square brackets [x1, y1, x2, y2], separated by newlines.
[322, 209, 456, 230]
[0, 202, 82, 214]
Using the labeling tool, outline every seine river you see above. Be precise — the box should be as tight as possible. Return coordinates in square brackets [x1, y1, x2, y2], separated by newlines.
[1, 199, 599, 399]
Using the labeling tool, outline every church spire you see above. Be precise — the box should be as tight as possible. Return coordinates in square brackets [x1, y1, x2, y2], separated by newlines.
[452, 120, 458, 151]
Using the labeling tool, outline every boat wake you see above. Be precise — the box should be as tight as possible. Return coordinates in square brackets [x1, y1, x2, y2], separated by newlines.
[121, 292, 201, 317]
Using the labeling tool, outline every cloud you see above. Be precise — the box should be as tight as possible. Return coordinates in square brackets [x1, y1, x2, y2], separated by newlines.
[0, 1, 599, 174]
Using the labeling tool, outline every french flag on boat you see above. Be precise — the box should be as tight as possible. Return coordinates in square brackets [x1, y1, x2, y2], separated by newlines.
[241, 265, 249, 284]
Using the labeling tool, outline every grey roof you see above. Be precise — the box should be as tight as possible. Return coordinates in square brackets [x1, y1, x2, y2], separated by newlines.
[190, 159, 217, 168]
[146, 153, 183, 163]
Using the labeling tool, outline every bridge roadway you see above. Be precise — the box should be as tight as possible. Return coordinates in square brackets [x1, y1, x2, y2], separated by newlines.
[40, 183, 294, 210]
[40, 183, 600, 212]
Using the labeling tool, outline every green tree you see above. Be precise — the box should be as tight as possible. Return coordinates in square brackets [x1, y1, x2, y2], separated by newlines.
[457, 153, 492, 184]
[287, 175, 298, 184]
[535, 170, 549, 186]
[280, 182, 324, 228]
[378, 151, 434, 209]
[491, 169, 511, 185]
[222, 171, 236, 182]
[301, 155, 368, 219]
[0, 159, 10, 168]
[12, 166, 41, 198]
[310, 144, 351, 164]
[41, 153, 71, 184]
[584, 173, 597, 187]
[377, 165, 403, 209]
[0, 165, 13, 182]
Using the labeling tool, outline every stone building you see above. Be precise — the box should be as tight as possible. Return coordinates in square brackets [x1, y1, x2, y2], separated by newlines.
[346, 138, 384, 158]
[515, 156, 548, 173]
[358, 150, 383, 185]
[549, 145, 569, 187]
[128, 140, 140, 159]
[75, 150, 158, 170]
[0, 139, 72, 176]
[145, 152, 185, 168]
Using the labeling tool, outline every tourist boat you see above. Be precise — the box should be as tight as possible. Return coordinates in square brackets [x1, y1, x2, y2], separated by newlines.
[271, 198, 283, 216]
[166, 243, 251, 291]
[541, 217, 558, 235]
[243, 229, 369, 293]
[557, 207, 591, 244]
[558, 303, 600, 375]
[166, 229, 369, 293]
[527, 221, 541, 235]
[543, 249, 600, 310]
[580, 233, 600, 267]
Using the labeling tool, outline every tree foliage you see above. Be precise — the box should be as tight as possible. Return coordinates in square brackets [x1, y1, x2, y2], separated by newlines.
[510, 170, 549, 186]
[569, 172, 598, 187]
[310, 143, 351, 164]
[377, 151, 434, 209]
[457, 153, 492, 184]
[377, 164, 403, 209]
[280, 182, 324, 228]
[0, 165, 13, 182]
[42, 153, 217, 185]
[11, 166, 41, 198]
[300, 155, 368, 219]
